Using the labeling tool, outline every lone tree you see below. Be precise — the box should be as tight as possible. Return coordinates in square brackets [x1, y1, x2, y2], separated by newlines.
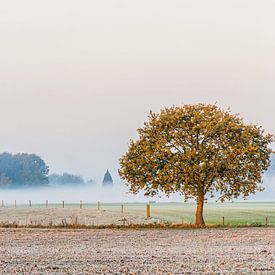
[119, 104, 273, 225]
[102, 170, 114, 188]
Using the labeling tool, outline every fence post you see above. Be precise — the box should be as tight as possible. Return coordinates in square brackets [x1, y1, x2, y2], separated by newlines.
[222, 216, 225, 226]
[29, 200, 31, 207]
[62, 201, 64, 208]
[121, 204, 124, 214]
[146, 203, 151, 218]
[46, 200, 48, 208]
[80, 200, 83, 209]
[265, 216, 268, 226]
[97, 201, 100, 211]
[15, 200, 17, 208]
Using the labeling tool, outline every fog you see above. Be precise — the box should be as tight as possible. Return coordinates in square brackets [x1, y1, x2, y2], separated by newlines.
[0, 177, 274, 205]
[0, 184, 182, 205]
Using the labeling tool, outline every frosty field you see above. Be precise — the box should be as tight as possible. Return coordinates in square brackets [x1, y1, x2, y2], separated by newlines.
[0, 202, 274, 226]
[0, 228, 274, 274]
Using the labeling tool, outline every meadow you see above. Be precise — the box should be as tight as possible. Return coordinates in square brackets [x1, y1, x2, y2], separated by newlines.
[1, 201, 274, 226]
[96, 201, 275, 226]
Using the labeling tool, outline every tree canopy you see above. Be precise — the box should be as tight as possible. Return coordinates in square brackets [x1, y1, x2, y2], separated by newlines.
[119, 104, 274, 225]
[0, 153, 49, 187]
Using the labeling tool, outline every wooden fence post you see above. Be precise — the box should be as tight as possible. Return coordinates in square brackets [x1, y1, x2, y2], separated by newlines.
[97, 201, 100, 211]
[146, 204, 151, 218]
[29, 200, 31, 207]
[265, 216, 268, 226]
[222, 216, 225, 226]
[62, 201, 64, 208]
[46, 200, 48, 208]
[80, 200, 83, 209]
[121, 204, 124, 214]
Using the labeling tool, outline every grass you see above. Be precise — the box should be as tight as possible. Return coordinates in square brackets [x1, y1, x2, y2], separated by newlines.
[92, 201, 275, 226]
[3, 201, 275, 227]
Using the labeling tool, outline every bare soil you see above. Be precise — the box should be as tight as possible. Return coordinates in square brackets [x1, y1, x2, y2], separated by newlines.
[0, 228, 274, 274]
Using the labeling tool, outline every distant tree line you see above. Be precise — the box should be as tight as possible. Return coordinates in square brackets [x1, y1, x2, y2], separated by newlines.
[0, 153, 49, 188]
[0, 152, 98, 188]
[49, 173, 85, 185]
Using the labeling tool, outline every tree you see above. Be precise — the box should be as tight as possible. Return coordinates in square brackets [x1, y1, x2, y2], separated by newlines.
[119, 104, 273, 225]
[0, 153, 21, 184]
[14, 153, 49, 186]
[102, 170, 113, 187]
[0, 173, 11, 187]
[49, 173, 84, 185]
[0, 152, 49, 187]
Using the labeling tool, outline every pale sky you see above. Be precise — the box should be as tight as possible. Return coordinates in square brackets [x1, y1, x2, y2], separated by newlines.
[0, 0, 274, 186]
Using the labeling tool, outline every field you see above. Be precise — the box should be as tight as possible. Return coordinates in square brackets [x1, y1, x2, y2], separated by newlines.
[0, 202, 274, 226]
[0, 228, 274, 274]
[102, 201, 275, 226]
[0, 203, 274, 274]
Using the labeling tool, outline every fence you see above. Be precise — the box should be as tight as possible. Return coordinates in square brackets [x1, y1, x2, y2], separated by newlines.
[0, 200, 274, 226]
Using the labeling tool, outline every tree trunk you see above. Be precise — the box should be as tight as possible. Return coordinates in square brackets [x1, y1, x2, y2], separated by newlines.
[196, 193, 205, 226]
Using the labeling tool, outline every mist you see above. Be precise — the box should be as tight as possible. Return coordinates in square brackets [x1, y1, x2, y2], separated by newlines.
[0, 177, 274, 205]
[0, 184, 181, 205]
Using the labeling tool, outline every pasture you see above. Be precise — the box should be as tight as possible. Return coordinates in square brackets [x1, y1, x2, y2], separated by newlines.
[0, 201, 274, 226]
[96, 201, 275, 226]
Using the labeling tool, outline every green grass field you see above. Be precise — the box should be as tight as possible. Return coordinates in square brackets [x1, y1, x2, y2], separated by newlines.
[5, 201, 275, 226]
[99, 202, 275, 226]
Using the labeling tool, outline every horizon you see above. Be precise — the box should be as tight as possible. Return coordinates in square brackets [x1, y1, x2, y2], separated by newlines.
[0, 0, 274, 200]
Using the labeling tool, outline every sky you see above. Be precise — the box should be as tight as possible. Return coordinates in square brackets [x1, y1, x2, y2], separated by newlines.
[0, 0, 275, 192]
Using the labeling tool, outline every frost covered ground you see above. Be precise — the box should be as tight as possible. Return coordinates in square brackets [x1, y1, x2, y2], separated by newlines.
[0, 207, 153, 226]
[0, 228, 274, 274]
